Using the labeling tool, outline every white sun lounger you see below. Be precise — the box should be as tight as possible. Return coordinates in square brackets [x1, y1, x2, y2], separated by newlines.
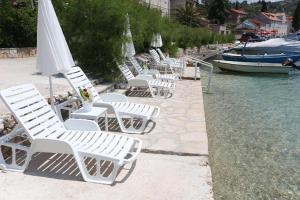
[149, 49, 185, 78]
[129, 56, 177, 83]
[118, 63, 175, 98]
[64, 67, 160, 134]
[0, 84, 142, 184]
[156, 48, 181, 64]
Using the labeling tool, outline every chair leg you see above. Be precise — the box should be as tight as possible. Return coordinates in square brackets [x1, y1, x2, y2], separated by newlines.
[0, 129, 31, 172]
[74, 152, 120, 185]
[117, 115, 148, 134]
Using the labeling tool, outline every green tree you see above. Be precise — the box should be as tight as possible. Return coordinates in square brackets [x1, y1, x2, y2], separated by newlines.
[208, 0, 228, 25]
[261, 0, 267, 12]
[292, 0, 300, 31]
[0, 0, 37, 47]
[235, 1, 239, 9]
[175, 3, 202, 27]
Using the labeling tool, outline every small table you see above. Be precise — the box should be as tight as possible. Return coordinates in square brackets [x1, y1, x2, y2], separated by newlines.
[70, 107, 108, 131]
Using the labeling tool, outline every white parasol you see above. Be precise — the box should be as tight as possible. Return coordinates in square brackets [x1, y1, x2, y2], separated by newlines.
[151, 33, 163, 48]
[36, 0, 75, 110]
[122, 14, 136, 58]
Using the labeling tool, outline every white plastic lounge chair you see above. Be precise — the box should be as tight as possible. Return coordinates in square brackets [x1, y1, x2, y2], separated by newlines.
[156, 48, 180, 63]
[128, 56, 177, 83]
[149, 49, 185, 78]
[118, 63, 174, 98]
[0, 84, 142, 184]
[64, 67, 160, 134]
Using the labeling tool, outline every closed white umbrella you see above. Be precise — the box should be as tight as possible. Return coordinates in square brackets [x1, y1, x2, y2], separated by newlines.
[151, 33, 163, 48]
[122, 14, 136, 58]
[36, 0, 75, 110]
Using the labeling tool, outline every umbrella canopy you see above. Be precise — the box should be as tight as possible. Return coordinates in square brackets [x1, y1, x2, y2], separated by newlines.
[36, 0, 75, 111]
[122, 14, 136, 58]
[151, 33, 163, 48]
[36, 0, 74, 75]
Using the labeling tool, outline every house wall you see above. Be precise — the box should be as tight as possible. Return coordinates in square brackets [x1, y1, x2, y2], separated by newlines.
[143, 0, 170, 16]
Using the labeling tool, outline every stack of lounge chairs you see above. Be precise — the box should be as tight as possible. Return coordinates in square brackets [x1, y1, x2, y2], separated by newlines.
[149, 49, 186, 78]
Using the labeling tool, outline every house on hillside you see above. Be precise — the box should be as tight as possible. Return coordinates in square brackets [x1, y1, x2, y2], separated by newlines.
[209, 24, 231, 35]
[235, 12, 293, 36]
[235, 19, 259, 34]
[254, 12, 289, 36]
[228, 8, 248, 24]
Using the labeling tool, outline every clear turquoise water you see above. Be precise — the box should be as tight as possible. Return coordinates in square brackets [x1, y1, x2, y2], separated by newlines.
[202, 69, 300, 200]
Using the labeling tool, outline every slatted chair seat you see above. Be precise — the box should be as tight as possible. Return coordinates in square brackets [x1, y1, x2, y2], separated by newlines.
[0, 84, 142, 184]
[155, 73, 176, 80]
[64, 67, 160, 134]
[108, 102, 155, 119]
[118, 63, 175, 98]
[148, 80, 173, 88]
[61, 130, 136, 162]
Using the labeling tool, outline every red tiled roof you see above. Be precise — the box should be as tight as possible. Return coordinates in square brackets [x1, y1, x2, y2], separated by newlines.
[261, 12, 287, 22]
[230, 8, 247, 15]
[250, 19, 261, 26]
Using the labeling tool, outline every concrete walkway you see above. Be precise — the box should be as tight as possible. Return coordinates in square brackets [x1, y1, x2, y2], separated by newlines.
[128, 77, 208, 157]
[0, 57, 213, 200]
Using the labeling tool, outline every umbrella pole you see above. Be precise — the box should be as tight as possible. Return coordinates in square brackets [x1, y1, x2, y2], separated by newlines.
[49, 76, 55, 112]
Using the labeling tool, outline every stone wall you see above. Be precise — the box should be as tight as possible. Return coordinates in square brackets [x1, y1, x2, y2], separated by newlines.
[0, 47, 37, 59]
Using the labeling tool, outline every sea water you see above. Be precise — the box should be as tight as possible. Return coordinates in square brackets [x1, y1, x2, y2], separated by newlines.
[202, 70, 300, 199]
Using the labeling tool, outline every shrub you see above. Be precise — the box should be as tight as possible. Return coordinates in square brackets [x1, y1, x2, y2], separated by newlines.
[0, 0, 37, 48]
[0, 0, 235, 80]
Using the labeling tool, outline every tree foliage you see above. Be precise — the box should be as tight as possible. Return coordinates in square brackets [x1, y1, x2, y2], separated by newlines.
[0, 0, 234, 80]
[261, 0, 267, 12]
[292, 0, 300, 31]
[208, 0, 229, 25]
[57, 0, 233, 80]
[175, 3, 202, 27]
[0, 0, 37, 47]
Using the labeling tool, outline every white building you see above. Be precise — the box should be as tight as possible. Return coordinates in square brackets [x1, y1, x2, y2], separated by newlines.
[142, 0, 170, 16]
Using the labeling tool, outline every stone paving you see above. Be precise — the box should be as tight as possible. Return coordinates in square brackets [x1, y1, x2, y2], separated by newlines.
[127, 71, 209, 158]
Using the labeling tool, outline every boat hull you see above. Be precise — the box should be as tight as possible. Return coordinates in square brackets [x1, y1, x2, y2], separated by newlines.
[222, 53, 300, 63]
[213, 60, 293, 74]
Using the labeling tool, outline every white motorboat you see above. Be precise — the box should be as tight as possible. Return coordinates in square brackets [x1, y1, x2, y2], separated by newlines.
[213, 60, 295, 74]
[233, 38, 300, 54]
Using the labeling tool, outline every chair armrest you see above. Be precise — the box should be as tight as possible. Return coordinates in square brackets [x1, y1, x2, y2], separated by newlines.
[136, 74, 155, 80]
[100, 93, 128, 102]
[142, 69, 160, 75]
[64, 119, 100, 131]
[123, 138, 143, 164]
[128, 79, 150, 87]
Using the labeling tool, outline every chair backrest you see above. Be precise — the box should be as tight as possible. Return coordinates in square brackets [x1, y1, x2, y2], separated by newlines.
[64, 67, 101, 102]
[0, 84, 66, 140]
[118, 64, 135, 81]
[156, 48, 167, 60]
[129, 57, 143, 74]
[149, 49, 161, 64]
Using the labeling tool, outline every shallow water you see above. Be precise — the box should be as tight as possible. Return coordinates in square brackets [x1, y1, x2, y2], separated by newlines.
[202, 69, 300, 200]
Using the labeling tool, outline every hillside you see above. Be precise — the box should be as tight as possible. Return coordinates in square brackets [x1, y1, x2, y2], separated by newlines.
[232, 0, 298, 16]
